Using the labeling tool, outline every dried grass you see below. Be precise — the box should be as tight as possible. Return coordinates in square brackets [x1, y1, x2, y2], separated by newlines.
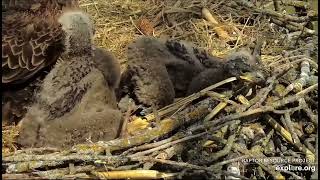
[2, 123, 19, 156]
[79, 0, 284, 66]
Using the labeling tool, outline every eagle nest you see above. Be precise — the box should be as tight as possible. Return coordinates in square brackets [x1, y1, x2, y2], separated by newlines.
[2, 0, 318, 179]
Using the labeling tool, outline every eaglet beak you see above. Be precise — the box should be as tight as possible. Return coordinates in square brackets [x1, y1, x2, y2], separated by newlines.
[240, 71, 266, 84]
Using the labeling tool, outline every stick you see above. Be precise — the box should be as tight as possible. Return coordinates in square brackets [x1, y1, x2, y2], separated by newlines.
[129, 132, 206, 157]
[202, 8, 233, 42]
[92, 170, 176, 179]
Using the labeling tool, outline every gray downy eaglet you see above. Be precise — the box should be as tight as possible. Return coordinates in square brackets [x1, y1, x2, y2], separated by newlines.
[17, 10, 123, 149]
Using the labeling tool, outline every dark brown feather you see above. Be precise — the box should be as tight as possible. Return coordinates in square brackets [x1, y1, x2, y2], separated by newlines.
[2, 0, 78, 84]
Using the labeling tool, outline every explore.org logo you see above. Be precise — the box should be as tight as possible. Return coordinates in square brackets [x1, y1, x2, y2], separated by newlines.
[275, 164, 316, 172]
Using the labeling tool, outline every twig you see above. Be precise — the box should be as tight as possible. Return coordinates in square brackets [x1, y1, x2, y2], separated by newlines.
[281, 61, 311, 97]
[261, 129, 275, 148]
[2, 174, 48, 179]
[121, 135, 180, 155]
[281, 0, 310, 9]
[284, 113, 302, 145]
[227, 66, 291, 113]
[120, 101, 134, 138]
[249, 74, 279, 110]
[132, 156, 250, 180]
[273, 0, 281, 11]
[128, 132, 206, 157]
[91, 170, 176, 179]
[33, 165, 94, 179]
[268, 54, 318, 69]
[272, 105, 303, 114]
[11, 147, 60, 155]
[271, 83, 318, 106]
[265, 115, 315, 163]
[191, 83, 318, 133]
[143, 143, 184, 169]
[205, 91, 238, 107]
[210, 155, 250, 168]
[304, 137, 316, 153]
[200, 130, 237, 165]
[235, 0, 316, 22]
[202, 8, 233, 42]
[130, 16, 145, 35]
[300, 98, 318, 125]
[204, 101, 228, 122]
[3, 153, 123, 163]
[205, 133, 287, 179]
[271, 18, 315, 35]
